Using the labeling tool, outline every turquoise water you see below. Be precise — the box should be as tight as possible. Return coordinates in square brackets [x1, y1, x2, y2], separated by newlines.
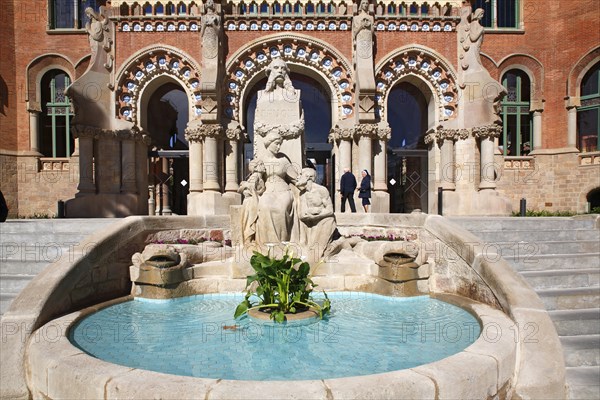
[70, 292, 480, 380]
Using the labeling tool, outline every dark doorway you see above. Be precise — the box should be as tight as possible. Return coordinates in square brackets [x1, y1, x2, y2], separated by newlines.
[146, 83, 189, 215]
[387, 82, 429, 213]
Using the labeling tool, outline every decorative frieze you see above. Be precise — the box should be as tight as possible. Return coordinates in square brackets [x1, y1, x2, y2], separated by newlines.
[504, 157, 535, 170]
[328, 125, 353, 142]
[72, 124, 147, 142]
[254, 120, 304, 140]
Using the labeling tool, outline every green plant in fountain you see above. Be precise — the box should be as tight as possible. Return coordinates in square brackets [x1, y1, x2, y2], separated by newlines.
[234, 251, 331, 323]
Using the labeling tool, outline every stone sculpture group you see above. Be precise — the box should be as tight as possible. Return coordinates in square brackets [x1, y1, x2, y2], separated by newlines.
[238, 59, 337, 262]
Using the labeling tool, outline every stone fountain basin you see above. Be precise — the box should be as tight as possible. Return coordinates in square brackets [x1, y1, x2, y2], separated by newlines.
[27, 293, 516, 399]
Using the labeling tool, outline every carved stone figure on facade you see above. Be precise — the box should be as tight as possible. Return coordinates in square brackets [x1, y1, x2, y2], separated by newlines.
[457, 6, 506, 128]
[201, 0, 221, 60]
[296, 168, 337, 260]
[353, 0, 374, 59]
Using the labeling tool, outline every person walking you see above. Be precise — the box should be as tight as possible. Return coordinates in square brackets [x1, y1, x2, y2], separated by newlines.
[339, 167, 357, 213]
[358, 169, 372, 213]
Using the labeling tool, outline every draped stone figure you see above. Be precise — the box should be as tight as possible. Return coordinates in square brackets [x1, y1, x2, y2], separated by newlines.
[296, 168, 336, 260]
[201, 0, 221, 60]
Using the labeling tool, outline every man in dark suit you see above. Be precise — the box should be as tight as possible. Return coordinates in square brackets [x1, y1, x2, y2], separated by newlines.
[339, 167, 357, 213]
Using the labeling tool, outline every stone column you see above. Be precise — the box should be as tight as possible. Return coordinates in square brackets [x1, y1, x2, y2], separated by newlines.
[225, 126, 243, 192]
[567, 104, 579, 148]
[136, 135, 151, 214]
[120, 133, 137, 194]
[355, 124, 375, 174]
[190, 140, 204, 193]
[203, 131, 222, 191]
[28, 104, 41, 154]
[160, 156, 172, 215]
[473, 126, 501, 191]
[374, 126, 390, 191]
[73, 127, 96, 195]
[530, 101, 544, 151]
[330, 125, 353, 193]
[532, 111, 542, 150]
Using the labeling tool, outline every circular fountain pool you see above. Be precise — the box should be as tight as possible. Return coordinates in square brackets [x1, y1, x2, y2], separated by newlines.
[70, 292, 480, 380]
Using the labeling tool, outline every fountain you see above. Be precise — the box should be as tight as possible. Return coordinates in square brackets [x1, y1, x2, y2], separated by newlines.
[0, 10, 566, 400]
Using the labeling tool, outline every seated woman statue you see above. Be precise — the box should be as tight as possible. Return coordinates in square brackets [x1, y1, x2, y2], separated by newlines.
[254, 130, 299, 246]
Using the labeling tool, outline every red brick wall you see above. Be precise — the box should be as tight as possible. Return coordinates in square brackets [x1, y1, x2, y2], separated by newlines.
[1, 0, 17, 152]
[480, 0, 600, 149]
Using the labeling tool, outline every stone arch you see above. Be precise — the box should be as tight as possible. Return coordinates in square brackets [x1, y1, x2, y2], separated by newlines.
[579, 184, 600, 212]
[115, 45, 202, 127]
[224, 33, 354, 125]
[375, 46, 459, 123]
[498, 53, 544, 103]
[74, 55, 91, 78]
[567, 46, 600, 99]
[26, 54, 75, 107]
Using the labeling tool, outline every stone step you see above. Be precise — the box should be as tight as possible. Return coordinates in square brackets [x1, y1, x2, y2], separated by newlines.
[520, 269, 600, 290]
[549, 309, 600, 336]
[0, 233, 89, 246]
[464, 229, 600, 243]
[561, 335, 600, 368]
[503, 253, 600, 272]
[538, 287, 600, 311]
[0, 293, 16, 316]
[450, 217, 598, 232]
[492, 240, 600, 256]
[0, 274, 35, 293]
[0, 259, 53, 275]
[566, 366, 600, 400]
[0, 244, 75, 264]
[0, 219, 118, 234]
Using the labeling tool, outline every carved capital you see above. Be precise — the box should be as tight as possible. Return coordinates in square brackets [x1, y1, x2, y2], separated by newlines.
[354, 124, 378, 139]
[329, 125, 354, 142]
[377, 126, 391, 141]
[472, 124, 502, 139]
[225, 125, 244, 141]
[185, 123, 223, 142]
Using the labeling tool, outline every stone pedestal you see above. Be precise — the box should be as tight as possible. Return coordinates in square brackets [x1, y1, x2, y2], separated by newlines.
[188, 191, 239, 216]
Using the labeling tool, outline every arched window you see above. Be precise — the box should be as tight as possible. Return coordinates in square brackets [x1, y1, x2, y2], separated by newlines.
[273, 2, 281, 13]
[577, 62, 600, 152]
[177, 2, 187, 14]
[472, 0, 519, 29]
[260, 1, 269, 13]
[39, 70, 74, 158]
[500, 69, 532, 156]
[143, 2, 153, 15]
[155, 2, 164, 14]
[293, 2, 301, 14]
[409, 2, 419, 14]
[119, 3, 130, 15]
[306, 2, 315, 14]
[50, 0, 104, 29]
[283, 2, 292, 14]
[387, 3, 396, 15]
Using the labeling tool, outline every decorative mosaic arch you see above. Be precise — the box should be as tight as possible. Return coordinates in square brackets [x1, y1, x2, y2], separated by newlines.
[224, 34, 354, 122]
[375, 46, 459, 121]
[115, 46, 202, 125]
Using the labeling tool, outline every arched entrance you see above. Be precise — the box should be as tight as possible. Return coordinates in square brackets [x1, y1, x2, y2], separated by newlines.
[387, 81, 432, 213]
[141, 77, 190, 215]
[243, 72, 334, 194]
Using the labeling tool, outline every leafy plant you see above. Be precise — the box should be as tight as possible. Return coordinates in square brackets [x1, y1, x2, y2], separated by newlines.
[234, 251, 331, 323]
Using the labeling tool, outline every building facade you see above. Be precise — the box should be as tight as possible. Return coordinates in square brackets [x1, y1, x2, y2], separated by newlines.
[0, 0, 599, 217]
